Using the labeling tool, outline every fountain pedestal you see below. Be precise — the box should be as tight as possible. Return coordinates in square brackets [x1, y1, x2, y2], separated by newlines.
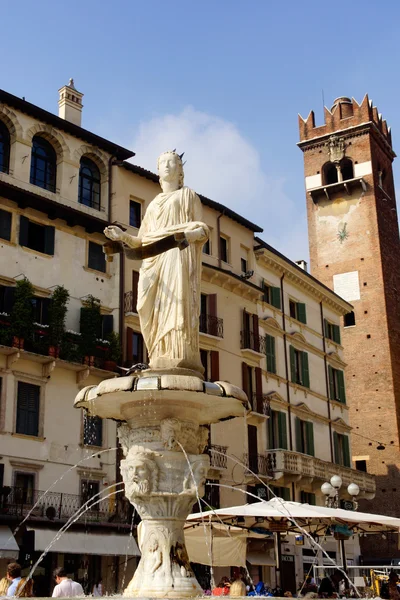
[75, 372, 248, 597]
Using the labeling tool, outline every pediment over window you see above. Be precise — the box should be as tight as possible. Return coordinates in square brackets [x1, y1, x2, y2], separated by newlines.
[262, 316, 282, 331]
[265, 391, 286, 405]
[289, 331, 307, 344]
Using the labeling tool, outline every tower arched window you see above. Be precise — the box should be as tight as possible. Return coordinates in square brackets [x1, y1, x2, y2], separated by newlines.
[340, 158, 354, 181]
[30, 136, 57, 192]
[78, 157, 101, 210]
[0, 121, 10, 174]
[322, 162, 338, 185]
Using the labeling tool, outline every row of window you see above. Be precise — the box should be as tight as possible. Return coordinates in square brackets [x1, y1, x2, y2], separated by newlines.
[13, 380, 103, 445]
[267, 409, 351, 467]
[0, 210, 107, 272]
[0, 126, 101, 209]
[247, 484, 316, 504]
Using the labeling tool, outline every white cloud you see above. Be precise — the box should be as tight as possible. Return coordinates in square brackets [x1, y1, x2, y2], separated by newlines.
[130, 106, 308, 261]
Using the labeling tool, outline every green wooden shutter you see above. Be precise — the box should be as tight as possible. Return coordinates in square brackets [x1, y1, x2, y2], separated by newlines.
[268, 410, 275, 449]
[333, 324, 341, 344]
[19, 216, 29, 247]
[271, 287, 281, 310]
[289, 345, 296, 383]
[333, 432, 339, 464]
[297, 302, 307, 324]
[343, 435, 351, 467]
[281, 487, 290, 501]
[44, 225, 55, 255]
[337, 369, 346, 404]
[295, 417, 302, 452]
[328, 365, 335, 400]
[306, 421, 315, 456]
[309, 493, 316, 505]
[262, 281, 269, 303]
[16, 382, 39, 437]
[278, 411, 288, 449]
[102, 315, 114, 338]
[302, 352, 310, 388]
[266, 334, 276, 374]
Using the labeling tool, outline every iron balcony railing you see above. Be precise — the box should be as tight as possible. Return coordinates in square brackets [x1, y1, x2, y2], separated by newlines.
[243, 453, 273, 478]
[0, 486, 129, 524]
[208, 444, 228, 469]
[252, 394, 271, 416]
[240, 330, 266, 354]
[124, 291, 137, 314]
[199, 314, 224, 338]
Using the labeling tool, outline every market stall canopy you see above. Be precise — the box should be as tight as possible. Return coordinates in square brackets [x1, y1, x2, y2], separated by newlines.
[184, 523, 247, 567]
[187, 498, 400, 535]
[0, 526, 19, 559]
[28, 527, 140, 556]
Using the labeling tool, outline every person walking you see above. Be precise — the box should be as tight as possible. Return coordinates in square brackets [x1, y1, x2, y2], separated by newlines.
[6, 563, 22, 596]
[52, 567, 84, 597]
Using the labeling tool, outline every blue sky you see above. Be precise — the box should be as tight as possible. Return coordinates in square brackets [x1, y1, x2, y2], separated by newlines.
[2, 0, 400, 260]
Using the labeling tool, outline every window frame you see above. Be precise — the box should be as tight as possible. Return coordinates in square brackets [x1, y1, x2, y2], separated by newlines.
[265, 333, 276, 374]
[0, 120, 10, 175]
[289, 299, 307, 324]
[262, 281, 281, 309]
[79, 157, 101, 211]
[333, 431, 351, 467]
[30, 136, 57, 193]
[0, 208, 12, 242]
[80, 478, 100, 511]
[219, 235, 229, 264]
[268, 410, 288, 450]
[295, 417, 315, 456]
[19, 216, 55, 256]
[13, 471, 36, 505]
[87, 240, 106, 273]
[129, 199, 142, 228]
[328, 365, 346, 403]
[290, 346, 310, 388]
[15, 381, 41, 438]
[324, 319, 341, 344]
[83, 413, 103, 447]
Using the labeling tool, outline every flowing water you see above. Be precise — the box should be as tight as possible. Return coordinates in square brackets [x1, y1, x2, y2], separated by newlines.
[18, 484, 124, 596]
[4, 446, 118, 552]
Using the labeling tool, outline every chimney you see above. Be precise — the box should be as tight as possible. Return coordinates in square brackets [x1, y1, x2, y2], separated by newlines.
[295, 260, 308, 272]
[58, 78, 83, 127]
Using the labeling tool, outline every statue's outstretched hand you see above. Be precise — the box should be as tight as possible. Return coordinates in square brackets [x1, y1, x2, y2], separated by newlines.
[184, 227, 207, 244]
[104, 225, 124, 241]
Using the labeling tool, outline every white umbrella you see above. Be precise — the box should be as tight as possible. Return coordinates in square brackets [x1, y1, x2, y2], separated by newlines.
[187, 497, 400, 534]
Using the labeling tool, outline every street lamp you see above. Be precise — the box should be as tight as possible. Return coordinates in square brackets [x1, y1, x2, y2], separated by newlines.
[321, 477, 360, 573]
[321, 476, 360, 510]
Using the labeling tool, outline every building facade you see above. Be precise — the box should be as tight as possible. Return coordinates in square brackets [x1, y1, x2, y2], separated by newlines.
[299, 95, 400, 561]
[0, 83, 377, 594]
[0, 82, 139, 595]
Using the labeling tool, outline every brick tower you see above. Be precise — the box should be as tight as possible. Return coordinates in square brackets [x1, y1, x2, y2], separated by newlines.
[298, 96, 400, 560]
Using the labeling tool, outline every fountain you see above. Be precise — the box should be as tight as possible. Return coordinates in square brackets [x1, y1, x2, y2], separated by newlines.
[74, 150, 248, 598]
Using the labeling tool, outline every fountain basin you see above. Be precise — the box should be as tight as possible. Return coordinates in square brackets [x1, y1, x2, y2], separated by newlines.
[75, 373, 249, 426]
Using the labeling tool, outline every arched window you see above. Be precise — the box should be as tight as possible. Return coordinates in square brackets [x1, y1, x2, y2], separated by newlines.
[78, 157, 101, 210]
[30, 136, 57, 192]
[0, 121, 10, 174]
[322, 162, 338, 185]
[340, 158, 354, 181]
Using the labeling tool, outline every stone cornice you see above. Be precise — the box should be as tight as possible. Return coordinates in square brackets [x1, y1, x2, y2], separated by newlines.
[202, 264, 261, 302]
[254, 250, 352, 315]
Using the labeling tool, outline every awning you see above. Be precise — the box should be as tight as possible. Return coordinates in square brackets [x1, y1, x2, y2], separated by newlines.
[185, 524, 247, 567]
[247, 551, 276, 566]
[0, 526, 20, 559]
[28, 528, 140, 556]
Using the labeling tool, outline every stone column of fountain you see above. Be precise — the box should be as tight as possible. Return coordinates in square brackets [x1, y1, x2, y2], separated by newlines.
[74, 151, 248, 598]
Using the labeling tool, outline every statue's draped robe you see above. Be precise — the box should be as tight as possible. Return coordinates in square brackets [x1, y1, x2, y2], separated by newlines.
[136, 187, 208, 371]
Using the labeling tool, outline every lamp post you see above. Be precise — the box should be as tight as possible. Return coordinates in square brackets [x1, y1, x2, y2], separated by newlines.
[321, 476, 360, 572]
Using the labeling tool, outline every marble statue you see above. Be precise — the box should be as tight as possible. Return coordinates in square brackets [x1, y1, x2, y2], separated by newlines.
[76, 150, 249, 597]
[104, 150, 209, 374]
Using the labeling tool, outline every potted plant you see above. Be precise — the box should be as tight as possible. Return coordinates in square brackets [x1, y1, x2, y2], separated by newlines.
[10, 278, 34, 349]
[79, 295, 102, 366]
[103, 331, 121, 371]
[48, 285, 69, 358]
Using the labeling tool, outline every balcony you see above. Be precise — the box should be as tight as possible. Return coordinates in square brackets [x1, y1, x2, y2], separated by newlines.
[251, 394, 271, 416]
[199, 314, 224, 338]
[240, 330, 266, 354]
[124, 290, 137, 314]
[243, 453, 273, 479]
[266, 449, 376, 496]
[208, 444, 228, 469]
[308, 176, 367, 202]
[0, 486, 129, 525]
